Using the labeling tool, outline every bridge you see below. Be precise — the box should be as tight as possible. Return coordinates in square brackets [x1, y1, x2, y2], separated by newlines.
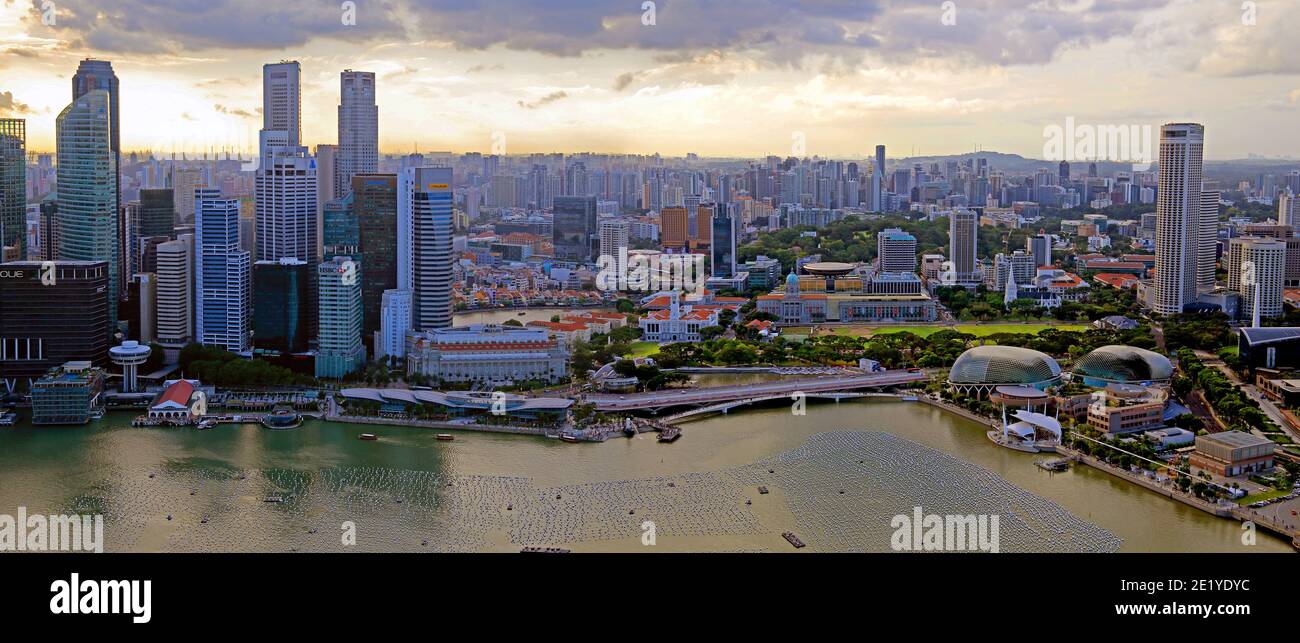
[585, 371, 928, 413]
[658, 392, 874, 423]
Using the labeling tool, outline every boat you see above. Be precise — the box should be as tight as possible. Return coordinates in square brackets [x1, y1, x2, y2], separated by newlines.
[559, 435, 580, 443]
[358, 433, 378, 441]
[436, 434, 454, 441]
[782, 532, 806, 549]
[196, 418, 217, 430]
[517, 311, 527, 316]
[264, 496, 284, 503]
[0, 410, 17, 427]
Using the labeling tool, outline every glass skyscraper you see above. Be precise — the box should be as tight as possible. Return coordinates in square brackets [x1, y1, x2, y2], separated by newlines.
[195, 188, 251, 353]
[399, 167, 453, 331]
[552, 195, 597, 262]
[355, 173, 397, 340]
[56, 89, 120, 330]
[0, 118, 25, 257]
[253, 258, 309, 355]
[316, 255, 365, 378]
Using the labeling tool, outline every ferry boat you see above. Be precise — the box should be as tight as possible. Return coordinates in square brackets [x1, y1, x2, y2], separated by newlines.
[559, 434, 580, 443]
[196, 418, 217, 430]
[358, 433, 378, 441]
[436, 434, 454, 441]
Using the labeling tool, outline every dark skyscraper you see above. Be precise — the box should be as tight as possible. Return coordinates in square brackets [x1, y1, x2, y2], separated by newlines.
[552, 195, 597, 262]
[253, 258, 310, 355]
[710, 209, 736, 278]
[354, 174, 398, 341]
[138, 189, 176, 239]
[0, 261, 110, 392]
[0, 118, 25, 257]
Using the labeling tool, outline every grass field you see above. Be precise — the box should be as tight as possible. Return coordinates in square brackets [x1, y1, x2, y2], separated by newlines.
[625, 341, 661, 357]
[784, 323, 1090, 338]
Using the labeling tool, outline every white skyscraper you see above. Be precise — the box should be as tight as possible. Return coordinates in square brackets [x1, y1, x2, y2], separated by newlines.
[598, 219, 629, 260]
[877, 227, 916, 273]
[155, 233, 194, 349]
[378, 288, 411, 360]
[1279, 189, 1299, 228]
[398, 166, 453, 331]
[1197, 189, 1220, 294]
[1229, 237, 1285, 325]
[262, 61, 301, 147]
[255, 134, 319, 265]
[1153, 123, 1209, 315]
[195, 188, 251, 352]
[337, 70, 378, 198]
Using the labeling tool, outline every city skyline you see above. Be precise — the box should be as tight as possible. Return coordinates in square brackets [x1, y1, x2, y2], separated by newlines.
[2, 1, 1299, 159]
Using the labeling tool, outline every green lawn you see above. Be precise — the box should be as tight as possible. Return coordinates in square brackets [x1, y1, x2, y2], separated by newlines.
[789, 323, 1090, 339]
[1237, 487, 1293, 506]
[626, 341, 661, 357]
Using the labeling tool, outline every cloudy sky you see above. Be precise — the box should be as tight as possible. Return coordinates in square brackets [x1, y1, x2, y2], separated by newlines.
[1, 0, 1297, 160]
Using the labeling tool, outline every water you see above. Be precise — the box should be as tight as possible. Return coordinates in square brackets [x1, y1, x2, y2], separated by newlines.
[0, 399, 1289, 552]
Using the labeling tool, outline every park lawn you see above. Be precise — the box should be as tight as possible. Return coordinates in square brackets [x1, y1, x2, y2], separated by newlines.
[785, 323, 1090, 339]
[1236, 487, 1293, 506]
[626, 341, 661, 357]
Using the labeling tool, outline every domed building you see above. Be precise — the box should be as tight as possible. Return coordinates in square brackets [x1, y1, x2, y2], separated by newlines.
[948, 346, 1062, 395]
[1071, 345, 1172, 387]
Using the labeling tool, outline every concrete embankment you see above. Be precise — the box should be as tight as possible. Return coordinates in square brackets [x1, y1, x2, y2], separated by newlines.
[326, 414, 554, 437]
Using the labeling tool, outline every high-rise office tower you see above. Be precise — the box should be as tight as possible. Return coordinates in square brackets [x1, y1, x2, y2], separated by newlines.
[1197, 190, 1220, 293]
[337, 71, 378, 197]
[138, 188, 176, 240]
[877, 227, 917, 273]
[872, 145, 885, 212]
[660, 206, 688, 251]
[1228, 237, 1285, 324]
[315, 255, 365, 378]
[0, 119, 25, 257]
[316, 143, 338, 216]
[155, 234, 195, 349]
[0, 260, 110, 391]
[195, 188, 251, 352]
[171, 169, 202, 225]
[1028, 233, 1052, 269]
[354, 174, 398, 340]
[599, 219, 630, 262]
[378, 289, 411, 360]
[56, 89, 120, 330]
[262, 61, 301, 147]
[552, 195, 598, 262]
[323, 193, 357, 257]
[72, 60, 119, 221]
[1279, 189, 1299, 228]
[710, 211, 736, 278]
[253, 258, 310, 355]
[398, 166, 453, 331]
[255, 134, 319, 265]
[948, 209, 978, 283]
[1153, 123, 1207, 315]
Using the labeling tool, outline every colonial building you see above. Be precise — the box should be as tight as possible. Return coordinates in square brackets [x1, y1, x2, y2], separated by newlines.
[638, 292, 735, 342]
[406, 324, 569, 385]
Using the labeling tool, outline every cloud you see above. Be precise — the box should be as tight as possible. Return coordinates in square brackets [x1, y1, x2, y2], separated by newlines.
[20, 0, 1173, 68]
[214, 104, 255, 118]
[613, 71, 639, 91]
[466, 64, 504, 74]
[517, 90, 568, 109]
[0, 91, 33, 116]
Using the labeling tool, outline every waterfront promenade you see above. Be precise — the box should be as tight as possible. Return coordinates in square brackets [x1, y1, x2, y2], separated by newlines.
[585, 371, 927, 412]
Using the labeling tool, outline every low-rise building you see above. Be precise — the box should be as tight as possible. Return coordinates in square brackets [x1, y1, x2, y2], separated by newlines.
[406, 324, 569, 385]
[1189, 431, 1276, 477]
[30, 362, 106, 425]
[147, 379, 203, 424]
[1143, 427, 1196, 449]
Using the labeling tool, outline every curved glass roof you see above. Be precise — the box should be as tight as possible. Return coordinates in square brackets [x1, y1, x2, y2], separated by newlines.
[948, 346, 1062, 385]
[1072, 345, 1172, 383]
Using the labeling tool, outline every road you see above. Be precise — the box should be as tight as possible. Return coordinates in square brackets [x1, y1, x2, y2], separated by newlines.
[1195, 350, 1300, 442]
[585, 371, 928, 411]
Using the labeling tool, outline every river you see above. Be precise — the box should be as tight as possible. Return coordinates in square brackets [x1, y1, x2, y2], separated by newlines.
[0, 397, 1287, 552]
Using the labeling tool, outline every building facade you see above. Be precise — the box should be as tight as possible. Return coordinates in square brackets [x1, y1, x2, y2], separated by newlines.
[195, 189, 251, 352]
[0, 261, 109, 392]
[406, 324, 568, 385]
[315, 256, 365, 378]
[399, 166, 454, 331]
[56, 89, 120, 329]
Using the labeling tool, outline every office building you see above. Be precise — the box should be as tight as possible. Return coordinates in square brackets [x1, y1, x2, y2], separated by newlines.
[0, 118, 25, 257]
[171, 169, 202, 224]
[0, 261, 110, 392]
[337, 70, 378, 196]
[1228, 236, 1285, 324]
[195, 188, 251, 352]
[30, 362, 106, 425]
[598, 219, 629, 262]
[378, 288, 411, 360]
[262, 61, 301, 147]
[399, 166, 453, 331]
[155, 234, 194, 349]
[1028, 233, 1051, 269]
[948, 209, 978, 284]
[323, 193, 356, 257]
[253, 258, 310, 355]
[552, 195, 597, 262]
[877, 227, 916, 273]
[316, 256, 365, 379]
[661, 206, 688, 251]
[710, 211, 736, 278]
[354, 174, 398, 340]
[56, 89, 119, 329]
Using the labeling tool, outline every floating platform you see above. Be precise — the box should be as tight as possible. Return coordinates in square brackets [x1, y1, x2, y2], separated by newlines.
[1035, 458, 1070, 472]
[657, 427, 681, 443]
[782, 532, 806, 549]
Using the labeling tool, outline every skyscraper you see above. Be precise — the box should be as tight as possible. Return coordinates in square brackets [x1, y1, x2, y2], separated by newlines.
[0, 119, 25, 257]
[399, 166, 453, 331]
[877, 227, 917, 273]
[378, 289, 411, 360]
[171, 168, 202, 225]
[710, 211, 736, 278]
[316, 255, 365, 378]
[660, 206, 688, 252]
[872, 145, 885, 212]
[1153, 123, 1207, 315]
[1229, 237, 1285, 324]
[1279, 189, 1299, 228]
[948, 209, 978, 283]
[195, 188, 251, 352]
[255, 135, 319, 266]
[253, 258, 309, 355]
[155, 234, 194, 349]
[337, 71, 378, 197]
[262, 61, 301, 147]
[1028, 233, 1052, 269]
[1197, 189, 1220, 294]
[0, 261, 110, 392]
[354, 174, 398, 340]
[599, 219, 630, 262]
[552, 195, 597, 262]
[56, 89, 120, 329]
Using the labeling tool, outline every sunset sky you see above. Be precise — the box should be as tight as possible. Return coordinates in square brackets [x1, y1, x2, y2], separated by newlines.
[1, 0, 1297, 159]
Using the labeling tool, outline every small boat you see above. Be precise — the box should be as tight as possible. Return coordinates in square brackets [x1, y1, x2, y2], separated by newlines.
[358, 433, 378, 441]
[560, 435, 580, 443]
[264, 496, 284, 503]
[517, 311, 527, 316]
[782, 532, 806, 548]
[196, 418, 217, 430]
[436, 434, 454, 441]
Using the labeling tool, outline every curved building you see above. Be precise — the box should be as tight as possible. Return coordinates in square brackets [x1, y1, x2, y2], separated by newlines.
[948, 346, 1062, 395]
[1072, 345, 1172, 386]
